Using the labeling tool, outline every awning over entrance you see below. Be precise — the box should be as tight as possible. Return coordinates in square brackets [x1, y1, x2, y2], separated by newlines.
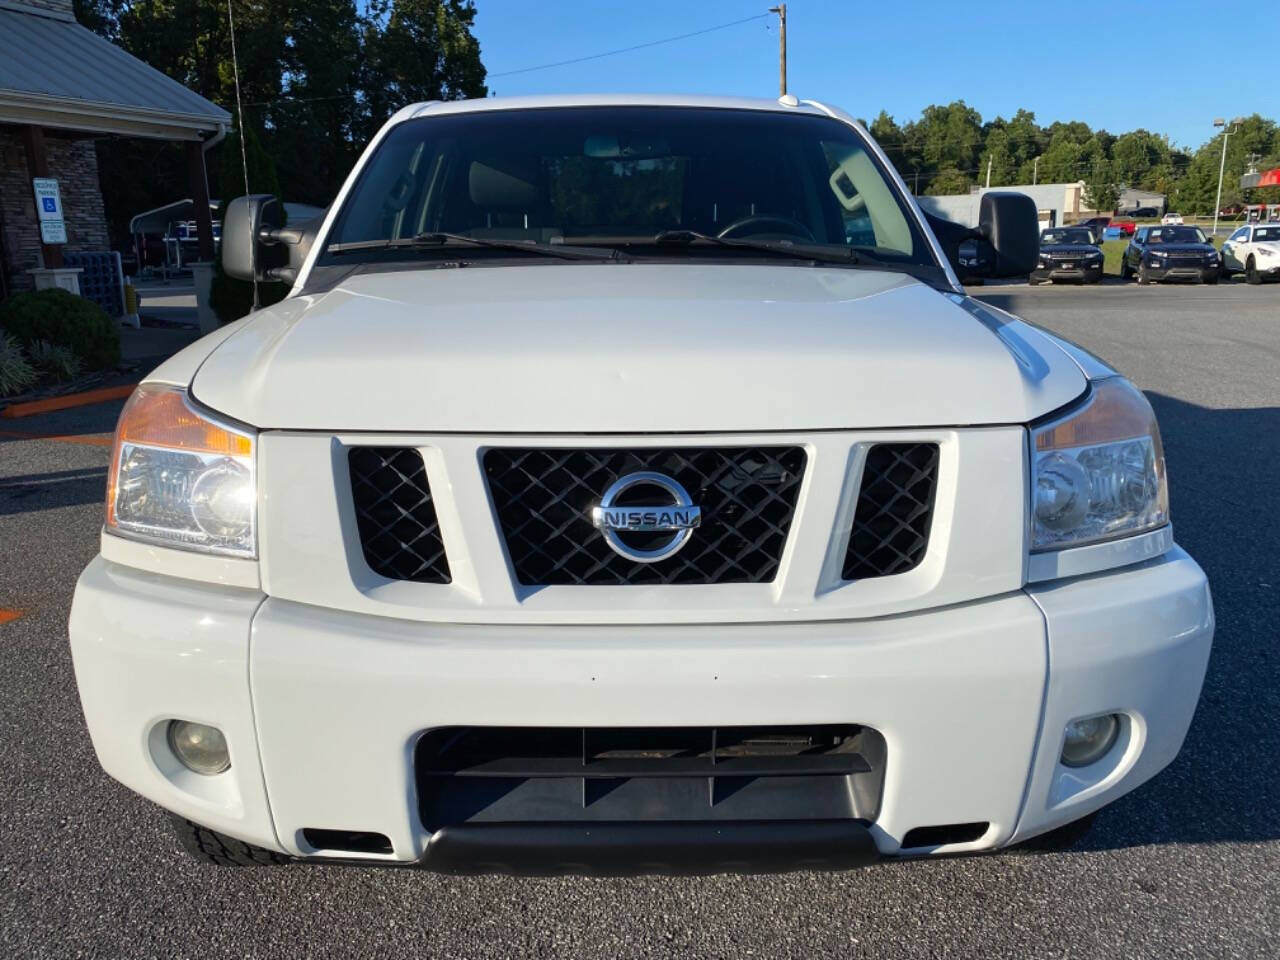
[0, 4, 230, 140]
[0, 3, 231, 272]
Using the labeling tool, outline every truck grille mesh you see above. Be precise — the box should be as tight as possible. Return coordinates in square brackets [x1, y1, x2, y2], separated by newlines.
[483, 447, 807, 585]
[842, 443, 939, 580]
[347, 447, 451, 583]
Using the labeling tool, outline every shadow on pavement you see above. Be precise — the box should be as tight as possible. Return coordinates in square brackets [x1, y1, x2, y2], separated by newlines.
[1082, 392, 1279, 850]
[0, 466, 108, 515]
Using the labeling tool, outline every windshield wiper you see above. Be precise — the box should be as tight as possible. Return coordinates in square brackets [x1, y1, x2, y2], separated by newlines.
[326, 232, 627, 262]
[650, 229, 862, 265]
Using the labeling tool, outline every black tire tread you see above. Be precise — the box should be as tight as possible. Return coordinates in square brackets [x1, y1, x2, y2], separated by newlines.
[171, 814, 292, 867]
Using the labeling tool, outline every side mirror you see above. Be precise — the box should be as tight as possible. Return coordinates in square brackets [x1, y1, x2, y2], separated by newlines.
[977, 192, 1039, 276]
[221, 194, 283, 281]
[923, 191, 1039, 280]
[221, 195, 321, 285]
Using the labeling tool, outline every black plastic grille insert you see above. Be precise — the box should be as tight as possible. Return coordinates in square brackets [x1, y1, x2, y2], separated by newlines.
[484, 447, 807, 585]
[348, 446, 451, 583]
[842, 443, 939, 580]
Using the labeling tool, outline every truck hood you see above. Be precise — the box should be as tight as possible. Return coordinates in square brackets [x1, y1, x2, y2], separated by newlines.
[191, 264, 1086, 433]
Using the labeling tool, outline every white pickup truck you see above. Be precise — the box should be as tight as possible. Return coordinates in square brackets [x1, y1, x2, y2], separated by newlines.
[69, 94, 1212, 874]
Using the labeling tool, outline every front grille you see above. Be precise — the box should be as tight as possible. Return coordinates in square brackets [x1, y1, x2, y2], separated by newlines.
[347, 447, 451, 583]
[842, 443, 939, 580]
[416, 725, 886, 829]
[484, 447, 806, 585]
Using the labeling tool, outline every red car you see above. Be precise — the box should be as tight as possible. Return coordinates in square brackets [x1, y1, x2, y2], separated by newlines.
[1110, 218, 1137, 236]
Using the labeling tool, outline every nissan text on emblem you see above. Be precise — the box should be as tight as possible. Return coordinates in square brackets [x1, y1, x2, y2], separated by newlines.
[590, 472, 702, 563]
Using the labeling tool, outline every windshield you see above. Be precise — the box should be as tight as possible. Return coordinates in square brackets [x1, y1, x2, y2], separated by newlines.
[1148, 226, 1207, 244]
[1041, 229, 1092, 245]
[1255, 227, 1280, 242]
[323, 106, 933, 267]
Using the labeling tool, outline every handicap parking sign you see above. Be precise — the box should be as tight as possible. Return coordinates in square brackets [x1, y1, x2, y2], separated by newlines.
[32, 178, 65, 245]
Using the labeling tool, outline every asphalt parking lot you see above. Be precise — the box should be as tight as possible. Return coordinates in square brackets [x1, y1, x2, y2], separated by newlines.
[1, 281, 1277, 959]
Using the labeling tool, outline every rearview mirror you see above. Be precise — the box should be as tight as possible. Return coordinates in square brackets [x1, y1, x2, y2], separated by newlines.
[221, 194, 321, 285]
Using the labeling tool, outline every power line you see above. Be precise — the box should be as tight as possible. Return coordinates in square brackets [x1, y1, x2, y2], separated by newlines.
[488, 13, 771, 78]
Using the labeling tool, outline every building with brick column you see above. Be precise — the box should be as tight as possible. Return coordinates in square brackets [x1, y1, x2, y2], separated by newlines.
[0, 0, 230, 299]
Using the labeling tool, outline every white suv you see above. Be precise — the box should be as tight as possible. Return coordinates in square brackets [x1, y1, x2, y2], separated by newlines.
[69, 95, 1213, 874]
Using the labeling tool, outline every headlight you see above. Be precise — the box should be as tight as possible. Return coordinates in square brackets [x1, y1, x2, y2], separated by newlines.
[1085, 251, 1103, 260]
[1258, 247, 1277, 257]
[1030, 378, 1168, 551]
[1149, 250, 1167, 259]
[106, 384, 256, 557]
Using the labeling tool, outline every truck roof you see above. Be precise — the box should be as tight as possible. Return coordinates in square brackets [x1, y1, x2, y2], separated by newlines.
[402, 93, 830, 121]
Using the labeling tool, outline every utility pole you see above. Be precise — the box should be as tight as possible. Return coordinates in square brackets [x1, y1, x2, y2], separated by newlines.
[1213, 117, 1243, 238]
[1033, 156, 1039, 185]
[985, 157, 993, 189]
[769, 4, 787, 96]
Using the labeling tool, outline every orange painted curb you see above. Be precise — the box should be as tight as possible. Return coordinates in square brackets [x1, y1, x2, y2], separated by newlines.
[1, 383, 136, 419]
[0, 609, 24, 626]
[0, 429, 112, 447]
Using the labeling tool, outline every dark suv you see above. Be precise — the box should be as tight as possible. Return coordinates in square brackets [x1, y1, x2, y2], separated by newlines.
[1121, 225, 1220, 284]
[1031, 227, 1104, 284]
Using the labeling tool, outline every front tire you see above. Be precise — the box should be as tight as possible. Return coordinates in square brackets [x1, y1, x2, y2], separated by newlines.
[1246, 256, 1262, 285]
[1119, 260, 1132, 280]
[1137, 262, 1151, 285]
[171, 815, 292, 867]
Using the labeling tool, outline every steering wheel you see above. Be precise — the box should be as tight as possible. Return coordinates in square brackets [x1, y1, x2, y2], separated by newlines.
[716, 215, 815, 242]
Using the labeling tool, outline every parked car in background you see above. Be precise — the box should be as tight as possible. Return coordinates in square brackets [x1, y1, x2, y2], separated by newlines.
[1072, 217, 1111, 243]
[1110, 218, 1137, 236]
[956, 238, 992, 281]
[1125, 207, 1160, 219]
[1122, 225, 1220, 284]
[1222, 223, 1280, 283]
[1031, 227, 1104, 284]
[1161, 213, 1184, 225]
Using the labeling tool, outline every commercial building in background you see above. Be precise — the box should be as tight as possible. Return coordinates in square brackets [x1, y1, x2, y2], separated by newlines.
[0, 0, 229, 299]
[918, 181, 1166, 232]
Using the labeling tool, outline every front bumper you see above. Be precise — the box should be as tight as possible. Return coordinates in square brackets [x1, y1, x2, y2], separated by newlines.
[1031, 262, 1104, 283]
[68, 548, 1213, 871]
[1145, 262, 1218, 282]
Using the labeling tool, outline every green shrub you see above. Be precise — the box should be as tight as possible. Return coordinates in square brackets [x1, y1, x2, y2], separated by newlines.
[27, 338, 83, 381]
[0, 332, 38, 397]
[0, 288, 120, 370]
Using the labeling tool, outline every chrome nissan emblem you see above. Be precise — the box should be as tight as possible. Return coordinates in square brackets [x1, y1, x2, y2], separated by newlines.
[590, 471, 702, 563]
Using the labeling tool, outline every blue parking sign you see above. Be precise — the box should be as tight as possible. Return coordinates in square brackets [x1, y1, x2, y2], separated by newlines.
[42, 197, 57, 213]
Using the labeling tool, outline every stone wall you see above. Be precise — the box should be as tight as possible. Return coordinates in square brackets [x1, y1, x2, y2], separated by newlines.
[0, 130, 110, 294]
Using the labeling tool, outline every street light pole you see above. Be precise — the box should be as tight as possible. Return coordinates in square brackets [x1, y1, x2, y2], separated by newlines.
[769, 4, 787, 96]
[1213, 117, 1242, 238]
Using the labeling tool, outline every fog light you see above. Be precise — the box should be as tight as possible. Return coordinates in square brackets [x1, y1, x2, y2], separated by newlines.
[167, 720, 230, 775]
[1060, 714, 1120, 768]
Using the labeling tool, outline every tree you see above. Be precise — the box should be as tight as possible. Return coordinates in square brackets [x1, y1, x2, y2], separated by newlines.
[76, 0, 488, 240]
[358, 0, 487, 143]
[925, 168, 972, 196]
[915, 101, 983, 190]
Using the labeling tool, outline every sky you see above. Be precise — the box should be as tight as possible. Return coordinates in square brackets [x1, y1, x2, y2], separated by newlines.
[472, 0, 1277, 153]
